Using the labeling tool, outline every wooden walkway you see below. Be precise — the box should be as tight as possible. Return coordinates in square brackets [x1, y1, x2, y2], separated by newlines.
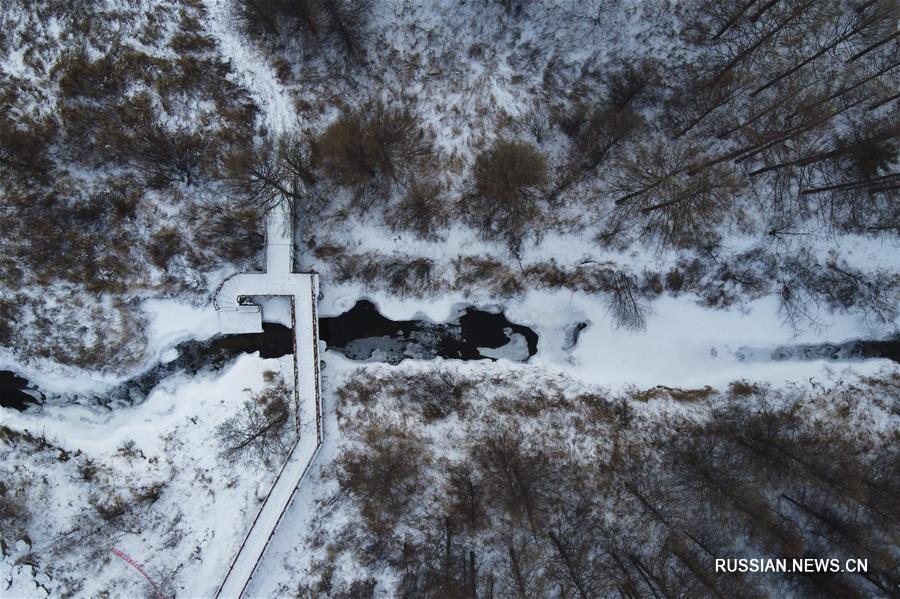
[213, 199, 323, 598]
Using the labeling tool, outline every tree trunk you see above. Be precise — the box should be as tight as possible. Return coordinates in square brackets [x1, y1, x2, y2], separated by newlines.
[799, 172, 900, 195]
[713, 0, 760, 39]
[847, 30, 900, 63]
[507, 546, 529, 599]
[713, 0, 816, 83]
[547, 531, 592, 599]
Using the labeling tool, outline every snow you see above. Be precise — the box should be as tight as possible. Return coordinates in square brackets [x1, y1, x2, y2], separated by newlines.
[516, 291, 895, 388]
[255, 296, 293, 327]
[212, 198, 324, 596]
[0, 351, 120, 396]
[478, 330, 530, 361]
[0, 299, 223, 396]
[240, 353, 351, 598]
[319, 286, 471, 322]
[143, 299, 222, 352]
[201, 0, 298, 135]
[1, 353, 295, 598]
[215, 419, 321, 598]
[213, 279, 322, 595]
[2, 0, 899, 596]
[318, 280, 895, 390]
[243, 350, 900, 596]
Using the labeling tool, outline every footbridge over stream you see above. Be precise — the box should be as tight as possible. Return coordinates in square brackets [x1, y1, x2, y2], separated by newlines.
[213, 198, 322, 598]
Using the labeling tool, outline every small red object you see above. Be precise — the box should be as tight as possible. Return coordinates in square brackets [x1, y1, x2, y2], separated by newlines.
[110, 547, 165, 599]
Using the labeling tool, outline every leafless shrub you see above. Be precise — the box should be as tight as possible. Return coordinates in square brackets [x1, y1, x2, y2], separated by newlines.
[169, 31, 217, 54]
[90, 494, 129, 522]
[131, 124, 211, 187]
[334, 423, 429, 522]
[728, 380, 755, 397]
[0, 112, 56, 184]
[524, 259, 570, 289]
[55, 48, 126, 100]
[452, 255, 525, 297]
[386, 368, 475, 421]
[465, 140, 548, 253]
[607, 61, 660, 110]
[0, 481, 28, 538]
[384, 180, 448, 240]
[76, 458, 101, 482]
[132, 481, 167, 505]
[315, 101, 433, 205]
[384, 257, 437, 296]
[330, 251, 445, 296]
[147, 227, 183, 268]
[0, 426, 68, 459]
[330, 578, 377, 599]
[665, 268, 685, 294]
[193, 200, 265, 264]
[520, 102, 553, 143]
[334, 375, 381, 407]
[641, 271, 664, 297]
[116, 439, 145, 460]
[217, 380, 292, 463]
[0, 299, 18, 345]
[569, 103, 644, 171]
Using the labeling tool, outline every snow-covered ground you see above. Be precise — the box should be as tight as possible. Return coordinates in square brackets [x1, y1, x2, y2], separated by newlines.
[2, 353, 295, 598]
[320, 281, 897, 388]
[2, 0, 898, 596]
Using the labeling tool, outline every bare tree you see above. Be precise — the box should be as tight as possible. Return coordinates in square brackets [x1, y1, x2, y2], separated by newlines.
[226, 133, 317, 211]
[612, 141, 743, 247]
[606, 270, 649, 331]
[473, 429, 556, 532]
[233, 0, 371, 59]
[217, 378, 292, 463]
[777, 250, 898, 331]
[335, 422, 430, 521]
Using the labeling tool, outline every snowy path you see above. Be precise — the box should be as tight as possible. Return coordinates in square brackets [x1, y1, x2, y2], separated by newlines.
[214, 432, 321, 598]
[214, 199, 323, 598]
[202, 0, 297, 134]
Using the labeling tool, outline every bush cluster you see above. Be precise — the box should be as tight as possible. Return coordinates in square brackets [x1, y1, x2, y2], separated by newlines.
[315, 101, 434, 204]
[465, 140, 548, 252]
[234, 0, 371, 58]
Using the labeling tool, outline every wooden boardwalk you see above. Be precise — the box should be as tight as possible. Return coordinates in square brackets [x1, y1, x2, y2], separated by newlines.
[213, 199, 322, 598]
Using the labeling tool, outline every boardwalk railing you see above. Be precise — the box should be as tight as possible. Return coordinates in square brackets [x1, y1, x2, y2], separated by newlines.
[214, 275, 322, 599]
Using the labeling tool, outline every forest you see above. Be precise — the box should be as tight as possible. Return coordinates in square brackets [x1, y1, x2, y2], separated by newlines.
[305, 365, 900, 598]
[0, 0, 897, 367]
